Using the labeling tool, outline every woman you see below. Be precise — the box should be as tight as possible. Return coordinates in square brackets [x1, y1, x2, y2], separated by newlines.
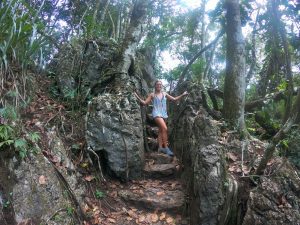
[134, 80, 188, 156]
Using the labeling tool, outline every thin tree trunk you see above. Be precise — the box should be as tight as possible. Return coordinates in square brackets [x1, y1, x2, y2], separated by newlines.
[90, 0, 102, 37]
[199, 0, 207, 83]
[223, 0, 246, 133]
[116, 1, 123, 40]
[271, 0, 294, 122]
[107, 10, 115, 39]
[99, 0, 111, 26]
[256, 89, 300, 175]
[204, 42, 217, 81]
[177, 30, 224, 84]
[246, 8, 260, 84]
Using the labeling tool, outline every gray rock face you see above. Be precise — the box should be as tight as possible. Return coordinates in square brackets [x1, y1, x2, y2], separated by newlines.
[0, 129, 86, 225]
[170, 84, 227, 225]
[191, 144, 227, 225]
[86, 92, 144, 180]
[50, 39, 119, 98]
[243, 161, 300, 225]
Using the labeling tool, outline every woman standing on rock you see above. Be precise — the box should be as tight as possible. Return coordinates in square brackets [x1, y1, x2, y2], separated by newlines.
[134, 80, 188, 156]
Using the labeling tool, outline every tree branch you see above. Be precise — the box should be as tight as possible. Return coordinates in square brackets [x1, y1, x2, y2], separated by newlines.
[255, 89, 300, 175]
[177, 29, 225, 84]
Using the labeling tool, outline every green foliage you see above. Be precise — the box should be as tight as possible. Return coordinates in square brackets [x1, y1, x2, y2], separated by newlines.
[191, 58, 205, 83]
[279, 128, 300, 169]
[0, 105, 41, 158]
[0, 125, 15, 147]
[0, 0, 48, 71]
[3, 200, 10, 208]
[95, 189, 105, 199]
[66, 206, 74, 216]
[0, 105, 18, 121]
[276, 80, 288, 91]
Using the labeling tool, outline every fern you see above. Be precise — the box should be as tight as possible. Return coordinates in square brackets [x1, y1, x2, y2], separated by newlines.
[27, 132, 40, 143]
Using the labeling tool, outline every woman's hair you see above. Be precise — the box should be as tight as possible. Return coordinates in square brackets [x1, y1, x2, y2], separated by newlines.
[154, 80, 162, 86]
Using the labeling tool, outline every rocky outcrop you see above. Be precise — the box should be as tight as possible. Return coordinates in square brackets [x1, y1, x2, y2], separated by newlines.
[169, 84, 229, 225]
[50, 39, 119, 98]
[242, 160, 300, 225]
[86, 92, 145, 180]
[0, 129, 86, 225]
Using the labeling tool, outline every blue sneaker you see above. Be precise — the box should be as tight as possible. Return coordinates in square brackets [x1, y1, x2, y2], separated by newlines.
[158, 147, 167, 154]
[164, 147, 174, 157]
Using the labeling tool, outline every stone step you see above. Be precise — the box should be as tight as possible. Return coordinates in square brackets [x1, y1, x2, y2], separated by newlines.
[146, 125, 158, 137]
[147, 138, 158, 151]
[143, 163, 177, 178]
[145, 152, 173, 164]
[118, 187, 185, 212]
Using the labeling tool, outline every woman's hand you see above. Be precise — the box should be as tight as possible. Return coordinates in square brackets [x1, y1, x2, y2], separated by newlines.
[182, 91, 188, 96]
[134, 92, 152, 105]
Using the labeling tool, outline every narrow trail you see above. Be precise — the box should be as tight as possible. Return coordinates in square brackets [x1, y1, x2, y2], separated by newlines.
[97, 152, 188, 225]
[87, 117, 189, 225]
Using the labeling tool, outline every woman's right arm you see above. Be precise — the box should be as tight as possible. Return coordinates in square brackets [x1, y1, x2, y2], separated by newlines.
[134, 92, 153, 105]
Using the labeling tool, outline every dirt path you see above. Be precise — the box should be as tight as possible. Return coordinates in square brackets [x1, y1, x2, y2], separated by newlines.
[84, 152, 188, 225]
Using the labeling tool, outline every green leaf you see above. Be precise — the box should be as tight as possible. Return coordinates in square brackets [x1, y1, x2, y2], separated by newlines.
[28, 132, 40, 143]
[0, 139, 14, 148]
[19, 149, 27, 158]
[95, 189, 105, 199]
[14, 138, 27, 149]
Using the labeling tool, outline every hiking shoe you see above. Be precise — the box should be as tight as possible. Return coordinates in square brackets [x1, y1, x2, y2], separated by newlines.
[164, 147, 174, 157]
[158, 147, 167, 154]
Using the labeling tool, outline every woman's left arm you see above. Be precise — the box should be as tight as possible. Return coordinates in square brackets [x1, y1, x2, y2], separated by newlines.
[165, 91, 188, 101]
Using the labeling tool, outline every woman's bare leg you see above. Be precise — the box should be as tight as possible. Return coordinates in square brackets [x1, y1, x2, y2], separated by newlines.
[154, 117, 168, 148]
[158, 129, 163, 148]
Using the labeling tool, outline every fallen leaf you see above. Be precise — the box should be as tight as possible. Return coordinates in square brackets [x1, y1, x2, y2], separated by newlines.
[151, 213, 159, 223]
[127, 210, 137, 218]
[84, 175, 95, 182]
[39, 175, 47, 185]
[166, 217, 174, 223]
[109, 191, 118, 198]
[110, 184, 117, 188]
[156, 191, 165, 196]
[107, 218, 116, 223]
[160, 212, 166, 220]
[138, 215, 145, 222]
[171, 183, 177, 189]
[227, 152, 238, 161]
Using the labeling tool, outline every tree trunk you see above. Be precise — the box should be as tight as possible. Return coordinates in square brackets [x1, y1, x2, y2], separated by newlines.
[99, 0, 111, 27]
[90, 0, 102, 37]
[116, 1, 123, 40]
[199, 0, 207, 84]
[223, 0, 246, 133]
[115, 0, 149, 77]
[246, 8, 260, 85]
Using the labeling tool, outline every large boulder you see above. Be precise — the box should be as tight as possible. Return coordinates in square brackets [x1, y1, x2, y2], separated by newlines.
[50, 39, 155, 99]
[169, 84, 229, 225]
[242, 160, 300, 225]
[49, 39, 119, 98]
[0, 129, 86, 225]
[86, 91, 144, 180]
